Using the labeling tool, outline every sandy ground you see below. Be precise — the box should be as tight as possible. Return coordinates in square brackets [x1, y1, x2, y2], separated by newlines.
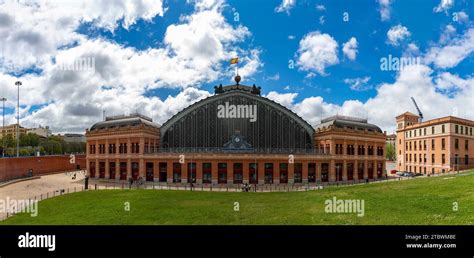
[0, 171, 86, 219]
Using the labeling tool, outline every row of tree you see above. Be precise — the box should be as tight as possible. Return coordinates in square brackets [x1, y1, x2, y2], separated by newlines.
[386, 143, 396, 161]
[0, 133, 85, 156]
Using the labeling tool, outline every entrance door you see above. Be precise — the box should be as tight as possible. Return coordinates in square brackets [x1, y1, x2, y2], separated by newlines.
[264, 163, 273, 184]
[173, 163, 181, 183]
[99, 162, 105, 178]
[202, 163, 211, 184]
[335, 163, 343, 181]
[321, 163, 329, 182]
[131, 162, 139, 180]
[120, 162, 127, 180]
[89, 162, 96, 178]
[233, 163, 243, 184]
[159, 162, 167, 182]
[358, 163, 364, 180]
[249, 163, 258, 184]
[347, 163, 354, 181]
[109, 162, 116, 179]
[377, 162, 383, 178]
[218, 163, 227, 184]
[187, 163, 196, 183]
[279, 163, 288, 184]
[146, 162, 154, 181]
[368, 163, 374, 179]
[308, 163, 316, 183]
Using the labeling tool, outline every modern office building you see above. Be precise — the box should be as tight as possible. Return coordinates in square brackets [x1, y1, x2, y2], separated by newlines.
[86, 77, 387, 185]
[396, 112, 474, 174]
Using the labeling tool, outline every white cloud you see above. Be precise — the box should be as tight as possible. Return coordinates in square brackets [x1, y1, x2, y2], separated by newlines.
[296, 31, 339, 76]
[434, 0, 454, 13]
[268, 64, 474, 132]
[265, 91, 298, 108]
[316, 4, 326, 11]
[342, 37, 358, 60]
[387, 24, 411, 46]
[406, 43, 419, 54]
[425, 28, 474, 69]
[0, 0, 262, 133]
[0, 0, 165, 72]
[265, 73, 280, 81]
[234, 49, 263, 81]
[456, 11, 469, 23]
[378, 0, 392, 21]
[275, 0, 296, 14]
[344, 76, 371, 91]
[288, 35, 295, 40]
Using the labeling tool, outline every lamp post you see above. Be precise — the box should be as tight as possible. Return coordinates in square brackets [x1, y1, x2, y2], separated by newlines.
[1, 97, 6, 158]
[15, 81, 21, 157]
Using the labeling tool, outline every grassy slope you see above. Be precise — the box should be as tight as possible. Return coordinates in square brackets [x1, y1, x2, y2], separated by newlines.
[2, 172, 474, 225]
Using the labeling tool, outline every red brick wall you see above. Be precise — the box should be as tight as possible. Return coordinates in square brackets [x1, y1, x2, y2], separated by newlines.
[0, 155, 86, 182]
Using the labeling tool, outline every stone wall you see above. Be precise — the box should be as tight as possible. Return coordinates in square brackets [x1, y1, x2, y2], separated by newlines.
[0, 155, 86, 182]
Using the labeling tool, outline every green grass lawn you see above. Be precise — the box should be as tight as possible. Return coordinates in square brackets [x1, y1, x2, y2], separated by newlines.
[2, 172, 474, 225]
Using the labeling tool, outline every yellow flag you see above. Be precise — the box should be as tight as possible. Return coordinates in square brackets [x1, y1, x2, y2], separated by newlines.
[230, 57, 238, 64]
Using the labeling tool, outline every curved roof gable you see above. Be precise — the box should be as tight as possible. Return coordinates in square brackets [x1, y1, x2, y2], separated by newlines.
[160, 84, 315, 137]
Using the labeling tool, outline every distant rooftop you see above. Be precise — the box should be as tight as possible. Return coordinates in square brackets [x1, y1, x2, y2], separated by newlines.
[105, 113, 152, 122]
[316, 115, 383, 133]
[90, 113, 159, 131]
[321, 115, 367, 124]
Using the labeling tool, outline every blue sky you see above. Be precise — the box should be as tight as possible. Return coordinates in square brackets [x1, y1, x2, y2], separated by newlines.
[0, 0, 473, 133]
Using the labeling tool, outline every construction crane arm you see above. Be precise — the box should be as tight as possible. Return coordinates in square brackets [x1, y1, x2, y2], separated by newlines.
[411, 97, 423, 121]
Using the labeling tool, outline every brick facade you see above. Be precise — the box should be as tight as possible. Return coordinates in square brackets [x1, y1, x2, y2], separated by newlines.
[0, 155, 86, 182]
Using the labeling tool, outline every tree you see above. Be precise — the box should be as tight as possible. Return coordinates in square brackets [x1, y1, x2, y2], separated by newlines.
[386, 143, 396, 161]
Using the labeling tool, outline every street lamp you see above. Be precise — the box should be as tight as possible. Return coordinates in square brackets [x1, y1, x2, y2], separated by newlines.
[15, 81, 21, 157]
[0, 97, 6, 158]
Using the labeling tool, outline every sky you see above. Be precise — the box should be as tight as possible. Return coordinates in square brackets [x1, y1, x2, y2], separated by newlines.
[0, 0, 473, 135]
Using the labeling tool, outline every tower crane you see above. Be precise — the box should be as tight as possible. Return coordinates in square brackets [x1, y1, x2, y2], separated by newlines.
[410, 97, 423, 123]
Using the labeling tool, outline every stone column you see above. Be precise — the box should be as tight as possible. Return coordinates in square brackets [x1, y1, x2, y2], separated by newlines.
[227, 162, 234, 185]
[374, 160, 378, 179]
[364, 159, 368, 179]
[288, 162, 294, 184]
[116, 138, 120, 156]
[329, 160, 336, 182]
[211, 162, 218, 185]
[127, 138, 131, 155]
[354, 160, 359, 180]
[258, 162, 265, 184]
[154, 160, 159, 182]
[316, 162, 322, 183]
[139, 137, 145, 154]
[181, 160, 188, 184]
[127, 158, 132, 179]
[342, 160, 347, 181]
[382, 160, 386, 178]
[86, 158, 90, 176]
[167, 161, 173, 183]
[364, 142, 368, 158]
[95, 159, 99, 179]
[302, 161, 308, 184]
[139, 158, 145, 178]
[115, 159, 120, 181]
[242, 160, 250, 184]
[105, 158, 110, 179]
[196, 160, 203, 184]
[273, 162, 280, 184]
